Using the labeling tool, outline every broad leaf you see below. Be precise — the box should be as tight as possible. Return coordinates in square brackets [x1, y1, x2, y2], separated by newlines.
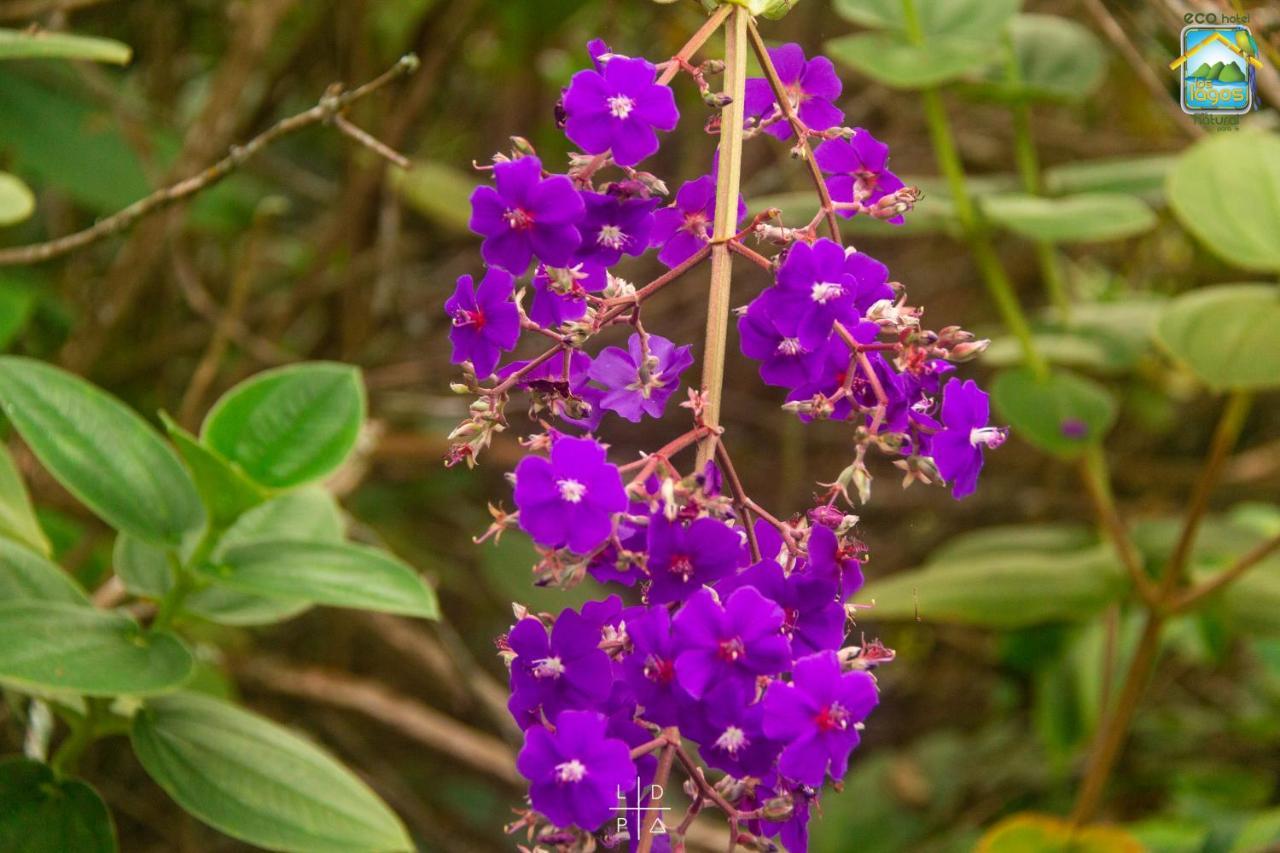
[0, 357, 204, 547]
[390, 161, 475, 235]
[161, 414, 266, 528]
[826, 31, 990, 89]
[0, 601, 192, 695]
[980, 192, 1156, 243]
[1166, 130, 1280, 272]
[0, 443, 50, 555]
[967, 14, 1105, 103]
[979, 813, 1144, 852]
[131, 692, 412, 852]
[1155, 284, 1280, 390]
[199, 539, 437, 619]
[991, 367, 1117, 457]
[201, 363, 365, 489]
[0, 29, 131, 65]
[0, 272, 41, 350]
[0, 171, 34, 227]
[860, 545, 1126, 627]
[929, 523, 1095, 563]
[831, 0, 1020, 40]
[212, 487, 345, 557]
[1230, 808, 1280, 852]
[0, 538, 88, 604]
[1043, 155, 1174, 202]
[0, 758, 116, 853]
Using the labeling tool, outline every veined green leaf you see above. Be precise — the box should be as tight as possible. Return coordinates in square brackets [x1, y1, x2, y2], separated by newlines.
[131, 692, 412, 852]
[991, 367, 1117, 457]
[1155, 284, 1280, 390]
[161, 413, 266, 529]
[0, 758, 116, 853]
[0, 357, 204, 547]
[0, 443, 50, 556]
[980, 192, 1156, 243]
[201, 363, 365, 489]
[0, 538, 87, 605]
[826, 31, 991, 89]
[0, 601, 192, 696]
[966, 14, 1105, 104]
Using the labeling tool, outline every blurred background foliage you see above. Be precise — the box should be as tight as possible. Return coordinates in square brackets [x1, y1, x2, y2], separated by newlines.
[1, 0, 1279, 850]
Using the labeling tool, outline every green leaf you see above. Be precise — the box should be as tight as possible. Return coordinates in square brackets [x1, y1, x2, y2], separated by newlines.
[0, 601, 193, 696]
[160, 413, 266, 529]
[0, 171, 34, 226]
[1166, 130, 1280, 272]
[0, 357, 204, 547]
[0, 29, 131, 65]
[131, 692, 412, 852]
[929, 523, 1096, 563]
[0, 272, 42, 351]
[199, 539, 437, 619]
[991, 367, 1117, 457]
[0, 538, 88, 605]
[1230, 808, 1280, 852]
[389, 160, 475, 235]
[0, 758, 116, 853]
[980, 192, 1156, 243]
[831, 0, 1020, 40]
[978, 813, 1144, 852]
[1219, 557, 1280, 636]
[825, 31, 991, 89]
[0, 443, 50, 556]
[212, 487, 345, 556]
[1043, 155, 1174, 203]
[1154, 284, 1280, 390]
[967, 14, 1106, 103]
[859, 545, 1127, 627]
[201, 363, 365, 490]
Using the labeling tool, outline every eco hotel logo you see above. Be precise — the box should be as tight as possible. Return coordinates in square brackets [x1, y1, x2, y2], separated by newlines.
[1171, 23, 1262, 115]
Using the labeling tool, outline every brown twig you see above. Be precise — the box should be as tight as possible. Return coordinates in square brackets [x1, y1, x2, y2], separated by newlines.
[656, 4, 733, 86]
[0, 54, 420, 267]
[1172, 533, 1280, 613]
[1079, 447, 1160, 606]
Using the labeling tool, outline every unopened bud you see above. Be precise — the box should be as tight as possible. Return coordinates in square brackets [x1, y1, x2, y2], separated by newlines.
[948, 338, 991, 362]
[761, 795, 795, 822]
[703, 91, 735, 109]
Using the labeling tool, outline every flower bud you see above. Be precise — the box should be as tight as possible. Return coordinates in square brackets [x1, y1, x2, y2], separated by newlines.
[760, 794, 795, 822]
[948, 338, 991, 362]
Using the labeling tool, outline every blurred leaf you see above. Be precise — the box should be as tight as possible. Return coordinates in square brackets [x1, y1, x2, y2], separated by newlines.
[1230, 808, 1280, 852]
[1219, 557, 1280, 636]
[202, 363, 365, 490]
[1155, 284, 1280, 390]
[991, 367, 1117, 457]
[199, 540, 438, 619]
[980, 192, 1156, 243]
[0, 171, 34, 226]
[967, 14, 1106, 103]
[0, 29, 131, 65]
[0, 539, 87, 605]
[826, 31, 990, 89]
[979, 813, 1144, 852]
[131, 692, 412, 852]
[0, 357, 204, 547]
[1125, 818, 1210, 853]
[859, 545, 1127, 627]
[0, 601, 192, 696]
[0, 758, 116, 853]
[1044, 156, 1174, 203]
[390, 160, 475, 235]
[0, 273, 41, 351]
[0, 442, 50, 556]
[112, 533, 172, 599]
[1166, 130, 1280, 272]
[929, 523, 1095, 563]
[831, 0, 1020, 40]
[160, 414, 266, 530]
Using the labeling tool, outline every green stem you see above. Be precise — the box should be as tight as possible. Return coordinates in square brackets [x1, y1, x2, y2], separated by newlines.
[696, 4, 748, 468]
[50, 698, 106, 777]
[151, 525, 221, 633]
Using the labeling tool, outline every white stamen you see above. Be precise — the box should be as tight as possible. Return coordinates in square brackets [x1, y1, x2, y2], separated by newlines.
[532, 656, 566, 678]
[969, 426, 1007, 450]
[555, 759, 588, 783]
[776, 337, 805, 356]
[715, 726, 748, 755]
[596, 224, 627, 250]
[607, 94, 636, 119]
[557, 478, 587, 503]
[810, 281, 844, 304]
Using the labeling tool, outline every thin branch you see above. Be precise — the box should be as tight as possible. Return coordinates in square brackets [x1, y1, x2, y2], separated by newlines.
[1079, 447, 1160, 606]
[1173, 533, 1280, 613]
[0, 54, 420, 266]
[656, 3, 733, 86]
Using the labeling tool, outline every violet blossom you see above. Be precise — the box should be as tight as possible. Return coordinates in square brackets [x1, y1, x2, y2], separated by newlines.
[469, 155, 584, 273]
[744, 43, 844, 140]
[562, 53, 679, 167]
[513, 436, 627, 553]
[445, 269, 520, 378]
[587, 333, 694, 423]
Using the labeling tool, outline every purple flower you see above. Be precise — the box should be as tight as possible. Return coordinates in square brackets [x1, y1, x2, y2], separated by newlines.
[507, 609, 612, 728]
[645, 514, 743, 605]
[529, 264, 606, 329]
[805, 524, 864, 601]
[517, 709, 637, 830]
[469, 156, 584, 273]
[497, 350, 605, 431]
[562, 55, 679, 167]
[773, 239, 868, 349]
[815, 129, 907, 224]
[721, 558, 845, 658]
[763, 650, 878, 787]
[680, 680, 780, 778]
[514, 436, 628, 553]
[621, 605, 691, 726]
[744, 44, 844, 141]
[586, 506, 648, 587]
[672, 586, 791, 699]
[588, 333, 694, 424]
[738, 289, 826, 390]
[576, 192, 658, 268]
[649, 175, 745, 269]
[445, 269, 520, 378]
[931, 378, 1005, 500]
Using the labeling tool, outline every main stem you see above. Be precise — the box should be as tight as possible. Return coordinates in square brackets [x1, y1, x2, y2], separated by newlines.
[697, 5, 749, 468]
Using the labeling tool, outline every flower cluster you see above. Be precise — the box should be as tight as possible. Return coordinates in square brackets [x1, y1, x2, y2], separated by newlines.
[446, 33, 1002, 853]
